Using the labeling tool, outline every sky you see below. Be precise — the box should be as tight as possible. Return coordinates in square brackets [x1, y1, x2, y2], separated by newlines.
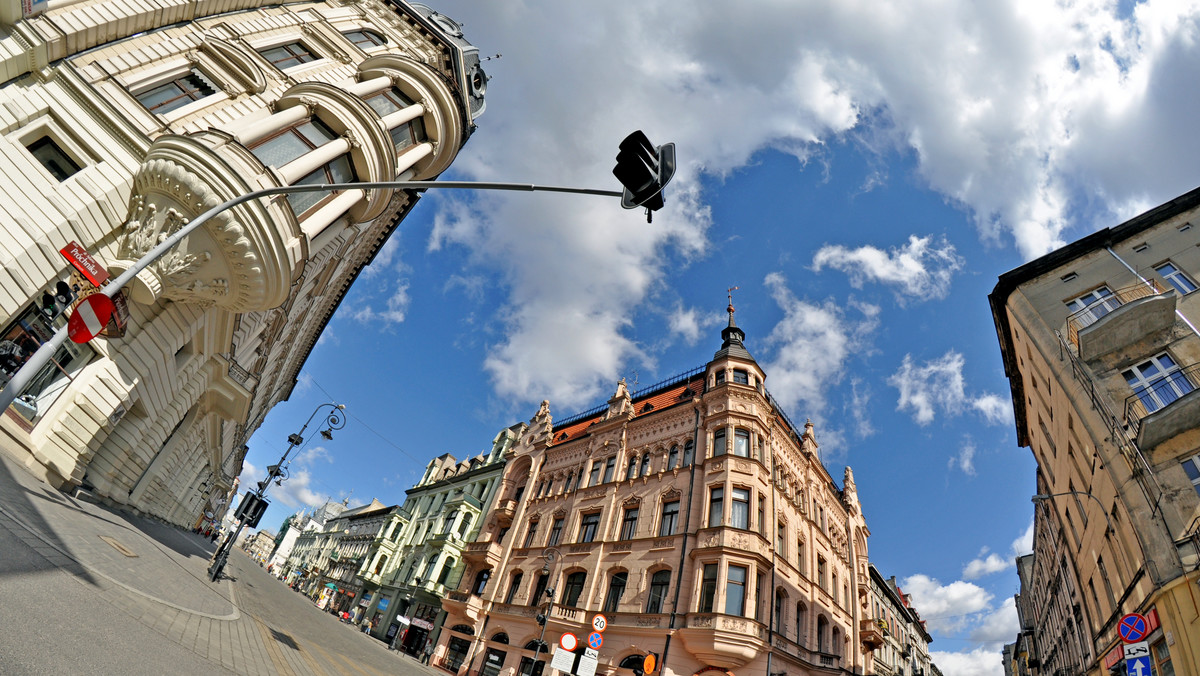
[235, 1, 1200, 673]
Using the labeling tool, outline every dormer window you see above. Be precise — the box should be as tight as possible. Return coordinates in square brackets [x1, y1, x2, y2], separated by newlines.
[258, 41, 319, 70]
[715, 370, 726, 386]
[136, 69, 218, 114]
[343, 29, 388, 50]
[733, 369, 749, 385]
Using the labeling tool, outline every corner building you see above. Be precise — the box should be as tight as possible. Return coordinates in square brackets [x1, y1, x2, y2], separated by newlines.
[440, 308, 872, 676]
[990, 186, 1200, 676]
[0, 0, 484, 526]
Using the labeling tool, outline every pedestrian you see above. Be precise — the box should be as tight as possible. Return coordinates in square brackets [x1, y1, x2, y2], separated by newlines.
[421, 638, 434, 665]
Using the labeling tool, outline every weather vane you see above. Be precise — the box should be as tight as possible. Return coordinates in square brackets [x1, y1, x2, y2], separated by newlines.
[727, 286, 740, 312]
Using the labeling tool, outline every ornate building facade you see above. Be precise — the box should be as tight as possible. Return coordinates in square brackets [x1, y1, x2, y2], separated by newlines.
[990, 185, 1200, 675]
[439, 308, 874, 676]
[0, 0, 484, 527]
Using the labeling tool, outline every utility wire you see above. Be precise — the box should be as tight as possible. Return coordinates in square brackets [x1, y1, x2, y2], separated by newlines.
[304, 373, 424, 465]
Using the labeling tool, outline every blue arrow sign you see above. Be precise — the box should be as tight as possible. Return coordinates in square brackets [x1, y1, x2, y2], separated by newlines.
[1126, 655, 1150, 676]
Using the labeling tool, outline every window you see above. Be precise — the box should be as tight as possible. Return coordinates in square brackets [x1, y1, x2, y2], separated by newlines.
[505, 572, 523, 604]
[26, 137, 81, 181]
[640, 453, 651, 476]
[602, 457, 616, 483]
[564, 472, 575, 492]
[733, 369, 749, 384]
[562, 571, 587, 607]
[733, 429, 750, 457]
[523, 520, 539, 548]
[437, 557, 455, 586]
[777, 522, 786, 557]
[472, 568, 491, 595]
[1156, 261, 1197, 295]
[818, 556, 827, 591]
[531, 573, 548, 606]
[798, 540, 806, 575]
[725, 565, 747, 616]
[548, 517, 564, 546]
[713, 429, 727, 456]
[659, 500, 679, 536]
[0, 299, 93, 416]
[667, 445, 679, 470]
[715, 370, 726, 385]
[731, 488, 750, 529]
[620, 507, 639, 540]
[250, 118, 352, 216]
[708, 487, 724, 527]
[647, 570, 670, 613]
[683, 440, 694, 466]
[758, 496, 766, 534]
[579, 512, 600, 543]
[603, 572, 627, 612]
[1066, 286, 1121, 325]
[699, 563, 718, 612]
[774, 590, 786, 630]
[258, 41, 318, 70]
[627, 455, 639, 480]
[1182, 454, 1200, 496]
[136, 69, 217, 114]
[1123, 353, 1194, 414]
[343, 29, 387, 49]
[796, 602, 806, 645]
[589, 460, 602, 486]
[1152, 638, 1175, 676]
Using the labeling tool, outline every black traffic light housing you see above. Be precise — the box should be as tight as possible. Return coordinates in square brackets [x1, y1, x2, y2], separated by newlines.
[613, 130, 676, 221]
[235, 492, 270, 528]
[535, 613, 546, 626]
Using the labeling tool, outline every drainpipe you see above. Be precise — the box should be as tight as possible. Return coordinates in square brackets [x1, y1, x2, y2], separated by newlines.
[1106, 246, 1200, 337]
[765, 421, 778, 676]
[660, 398, 704, 671]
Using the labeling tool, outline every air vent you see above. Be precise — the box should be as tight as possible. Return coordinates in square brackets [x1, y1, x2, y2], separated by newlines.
[1133, 242, 1149, 253]
[1061, 272, 1078, 282]
[1180, 223, 1192, 232]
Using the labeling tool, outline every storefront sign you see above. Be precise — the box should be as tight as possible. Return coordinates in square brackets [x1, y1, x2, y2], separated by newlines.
[411, 618, 434, 630]
[377, 598, 390, 611]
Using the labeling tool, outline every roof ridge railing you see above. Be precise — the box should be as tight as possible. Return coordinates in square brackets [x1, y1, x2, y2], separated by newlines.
[553, 365, 706, 429]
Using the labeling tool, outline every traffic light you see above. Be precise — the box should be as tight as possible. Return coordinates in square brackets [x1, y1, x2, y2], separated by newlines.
[54, 281, 76, 306]
[40, 292, 58, 320]
[535, 613, 546, 626]
[612, 130, 676, 220]
[635, 652, 659, 675]
[235, 492, 270, 528]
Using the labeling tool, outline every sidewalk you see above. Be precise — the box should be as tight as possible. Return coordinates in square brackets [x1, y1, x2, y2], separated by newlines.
[0, 446, 443, 676]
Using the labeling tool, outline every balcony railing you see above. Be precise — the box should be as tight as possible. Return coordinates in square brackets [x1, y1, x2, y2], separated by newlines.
[1066, 280, 1165, 349]
[1125, 362, 1200, 443]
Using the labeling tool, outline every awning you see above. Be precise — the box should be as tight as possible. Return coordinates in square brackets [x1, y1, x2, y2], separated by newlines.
[325, 583, 337, 589]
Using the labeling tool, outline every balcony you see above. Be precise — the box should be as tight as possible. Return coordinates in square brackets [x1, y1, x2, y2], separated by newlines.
[443, 589, 485, 622]
[494, 499, 517, 525]
[463, 540, 505, 568]
[445, 490, 483, 511]
[676, 613, 767, 669]
[693, 527, 770, 560]
[860, 618, 885, 650]
[1125, 362, 1200, 448]
[1067, 280, 1174, 361]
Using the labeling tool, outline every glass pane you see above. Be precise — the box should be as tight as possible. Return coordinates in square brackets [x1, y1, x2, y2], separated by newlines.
[327, 155, 354, 183]
[1182, 459, 1200, 482]
[367, 93, 402, 117]
[390, 122, 414, 150]
[252, 131, 310, 167]
[285, 168, 327, 216]
[298, 119, 338, 147]
[139, 81, 185, 111]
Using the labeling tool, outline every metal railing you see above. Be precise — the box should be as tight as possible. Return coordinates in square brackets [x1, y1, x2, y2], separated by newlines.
[1066, 280, 1165, 349]
[1123, 363, 1200, 436]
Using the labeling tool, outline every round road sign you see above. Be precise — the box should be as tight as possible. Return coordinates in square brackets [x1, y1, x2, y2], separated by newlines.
[68, 293, 115, 343]
[588, 632, 603, 649]
[592, 613, 608, 632]
[1118, 613, 1149, 643]
[559, 633, 578, 652]
[643, 653, 658, 673]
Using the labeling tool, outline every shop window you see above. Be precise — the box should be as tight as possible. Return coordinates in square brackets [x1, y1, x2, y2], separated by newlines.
[1, 298, 93, 421]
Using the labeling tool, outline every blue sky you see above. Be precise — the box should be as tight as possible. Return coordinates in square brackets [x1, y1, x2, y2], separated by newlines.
[236, 2, 1200, 673]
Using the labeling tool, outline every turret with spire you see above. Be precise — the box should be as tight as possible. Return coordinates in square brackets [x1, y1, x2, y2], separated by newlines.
[714, 286, 756, 362]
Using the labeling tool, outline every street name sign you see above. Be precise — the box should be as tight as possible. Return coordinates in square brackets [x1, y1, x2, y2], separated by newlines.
[59, 241, 110, 287]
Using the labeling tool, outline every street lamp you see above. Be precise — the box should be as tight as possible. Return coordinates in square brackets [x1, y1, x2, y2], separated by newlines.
[530, 547, 562, 674]
[207, 402, 346, 581]
[1031, 491, 1115, 534]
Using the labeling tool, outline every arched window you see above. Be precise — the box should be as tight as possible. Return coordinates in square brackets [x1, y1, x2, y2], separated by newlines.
[472, 568, 491, 595]
[640, 454, 651, 476]
[603, 572, 627, 612]
[817, 615, 829, 653]
[667, 445, 679, 470]
[437, 557, 456, 586]
[524, 639, 548, 651]
[627, 454, 639, 479]
[796, 601, 806, 645]
[563, 571, 587, 607]
[491, 632, 509, 644]
[504, 571, 523, 604]
[451, 624, 475, 636]
[646, 570, 671, 613]
[683, 440, 694, 466]
[831, 625, 842, 656]
[774, 589, 786, 631]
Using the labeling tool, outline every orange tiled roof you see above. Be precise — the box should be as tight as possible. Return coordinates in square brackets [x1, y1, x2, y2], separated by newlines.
[549, 377, 703, 446]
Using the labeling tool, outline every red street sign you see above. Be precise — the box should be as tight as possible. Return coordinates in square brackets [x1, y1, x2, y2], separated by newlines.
[68, 294, 115, 343]
[588, 632, 603, 649]
[60, 241, 110, 287]
[1118, 613, 1149, 643]
[559, 633, 578, 652]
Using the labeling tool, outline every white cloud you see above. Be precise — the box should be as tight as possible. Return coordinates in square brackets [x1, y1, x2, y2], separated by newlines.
[930, 646, 1004, 676]
[951, 437, 978, 476]
[760, 273, 879, 418]
[423, 0, 1200, 406]
[667, 304, 720, 346]
[350, 279, 411, 325]
[1013, 519, 1034, 556]
[971, 596, 1020, 644]
[888, 351, 1007, 426]
[812, 234, 965, 301]
[850, 378, 875, 439]
[963, 549, 1009, 580]
[900, 573, 993, 634]
[971, 393, 1015, 426]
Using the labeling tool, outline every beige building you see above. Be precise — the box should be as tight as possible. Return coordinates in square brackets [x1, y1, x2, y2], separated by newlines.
[0, 0, 484, 527]
[440, 307, 873, 676]
[990, 186, 1200, 676]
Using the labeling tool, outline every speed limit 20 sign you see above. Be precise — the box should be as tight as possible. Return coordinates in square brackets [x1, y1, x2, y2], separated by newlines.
[592, 614, 607, 633]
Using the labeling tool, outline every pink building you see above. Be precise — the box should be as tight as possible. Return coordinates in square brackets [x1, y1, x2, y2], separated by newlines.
[439, 306, 872, 676]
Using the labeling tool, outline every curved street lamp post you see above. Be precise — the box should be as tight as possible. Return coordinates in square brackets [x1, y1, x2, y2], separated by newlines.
[207, 402, 346, 582]
[1031, 491, 1115, 534]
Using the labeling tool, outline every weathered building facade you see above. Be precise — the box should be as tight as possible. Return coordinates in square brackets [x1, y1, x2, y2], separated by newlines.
[0, 0, 484, 528]
[990, 186, 1200, 675]
[439, 309, 874, 676]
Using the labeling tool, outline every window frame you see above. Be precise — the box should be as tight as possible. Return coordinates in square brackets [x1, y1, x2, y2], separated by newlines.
[619, 506, 639, 541]
[1155, 261, 1197, 295]
[659, 500, 680, 536]
[579, 512, 601, 543]
[698, 563, 718, 613]
[646, 570, 671, 614]
[725, 564, 748, 616]
[257, 40, 321, 72]
[134, 68, 219, 115]
[602, 571, 627, 613]
[562, 571, 587, 607]
[731, 487, 750, 529]
[1123, 352, 1194, 414]
[708, 486, 724, 528]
